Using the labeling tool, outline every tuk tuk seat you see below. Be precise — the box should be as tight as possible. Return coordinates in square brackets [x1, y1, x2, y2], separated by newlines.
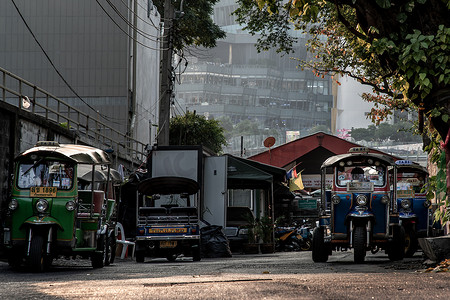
[78, 190, 105, 214]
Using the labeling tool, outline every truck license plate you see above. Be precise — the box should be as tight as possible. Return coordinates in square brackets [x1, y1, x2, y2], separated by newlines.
[160, 241, 177, 248]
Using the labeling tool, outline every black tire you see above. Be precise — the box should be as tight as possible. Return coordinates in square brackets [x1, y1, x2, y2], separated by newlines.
[105, 230, 117, 266]
[192, 245, 201, 261]
[312, 227, 328, 262]
[404, 228, 418, 258]
[135, 250, 145, 263]
[166, 254, 177, 262]
[29, 235, 45, 272]
[353, 226, 366, 264]
[388, 226, 405, 261]
[8, 249, 23, 269]
[92, 235, 106, 269]
[104, 233, 112, 266]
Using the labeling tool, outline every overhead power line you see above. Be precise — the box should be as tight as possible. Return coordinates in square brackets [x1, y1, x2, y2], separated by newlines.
[10, 0, 125, 125]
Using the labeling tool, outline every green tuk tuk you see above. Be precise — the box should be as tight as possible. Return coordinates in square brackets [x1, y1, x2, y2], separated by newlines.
[4, 141, 119, 271]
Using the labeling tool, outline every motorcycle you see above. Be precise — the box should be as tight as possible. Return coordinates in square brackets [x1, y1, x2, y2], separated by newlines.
[275, 224, 311, 251]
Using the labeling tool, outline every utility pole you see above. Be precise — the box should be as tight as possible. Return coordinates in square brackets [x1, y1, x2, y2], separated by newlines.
[158, 0, 174, 146]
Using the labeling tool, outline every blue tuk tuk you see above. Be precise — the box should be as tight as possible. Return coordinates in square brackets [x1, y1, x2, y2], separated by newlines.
[393, 160, 431, 257]
[312, 147, 405, 263]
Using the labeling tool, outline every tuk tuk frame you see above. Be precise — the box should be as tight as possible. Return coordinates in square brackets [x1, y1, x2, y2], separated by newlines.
[4, 141, 119, 271]
[313, 147, 405, 263]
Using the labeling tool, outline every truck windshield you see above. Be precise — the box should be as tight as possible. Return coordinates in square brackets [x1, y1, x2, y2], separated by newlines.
[17, 161, 74, 190]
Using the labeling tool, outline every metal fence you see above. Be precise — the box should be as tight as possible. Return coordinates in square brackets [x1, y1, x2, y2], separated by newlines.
[0, 66, 147, 164]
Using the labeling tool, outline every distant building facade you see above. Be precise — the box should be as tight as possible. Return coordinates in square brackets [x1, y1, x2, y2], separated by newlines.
[0, 0, 160, 147]
[174, 0, 333, 155]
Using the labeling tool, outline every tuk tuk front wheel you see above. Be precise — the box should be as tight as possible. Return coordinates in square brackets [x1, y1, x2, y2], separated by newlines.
[353, 226, 366, 263]
[312, 227, 328, 262]
[29, 235, 46, 272]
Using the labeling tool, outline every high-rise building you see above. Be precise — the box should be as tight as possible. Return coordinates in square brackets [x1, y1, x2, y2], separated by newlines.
[173, 0, 333, 155]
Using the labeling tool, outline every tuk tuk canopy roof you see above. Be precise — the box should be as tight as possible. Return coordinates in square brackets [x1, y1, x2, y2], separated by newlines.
[77, 164, 123, 182]
[321, 152, 397, 169]
[18, 143, 111, 165]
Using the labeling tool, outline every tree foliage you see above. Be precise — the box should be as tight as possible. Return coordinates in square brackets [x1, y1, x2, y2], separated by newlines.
[234, 0, 450, 223]
[350, 122, 421, 143]
[169, 111, 227, 154]
[154, 0, 226, 51]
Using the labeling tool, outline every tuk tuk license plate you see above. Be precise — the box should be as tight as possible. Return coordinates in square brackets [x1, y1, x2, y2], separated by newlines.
[160, 241, 177, 248]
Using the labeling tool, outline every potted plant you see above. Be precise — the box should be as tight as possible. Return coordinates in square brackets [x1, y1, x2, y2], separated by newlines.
[259, 216, 275, 253]
[242, 216, 260, 254]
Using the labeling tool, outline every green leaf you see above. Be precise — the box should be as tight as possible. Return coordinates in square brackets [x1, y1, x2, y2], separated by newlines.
[443, 114, 449, 123]
[375, 0, 391, 8]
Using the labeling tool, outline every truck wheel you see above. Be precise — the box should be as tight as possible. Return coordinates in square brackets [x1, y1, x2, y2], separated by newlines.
[29, 235, 45, 272]
[312, 227, 328, 262]
[92, 235, 106, 268]
[388, 225, 405, 261]
[135, 250, 145, 263]
[166, 254, 177, 262]
[192, 246, 201, 261]
[404, 228, 418, 258]
[353, 226, 366, 263]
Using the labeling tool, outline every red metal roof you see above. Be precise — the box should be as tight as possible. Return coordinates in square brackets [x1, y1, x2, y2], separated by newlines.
[248, 132, 400, 170]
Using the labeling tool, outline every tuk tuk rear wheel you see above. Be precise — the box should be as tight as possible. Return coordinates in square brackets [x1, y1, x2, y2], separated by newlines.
[388, 226, 405, 261]
[29, 235, 45, 272]
[404, 228, 418, 258]
[312, 227, 328, 262]
[7, 250, 23, 269]
[91, 235, 106, 269]
[105, 231, 116, 266]
[353, 226, 366, 263]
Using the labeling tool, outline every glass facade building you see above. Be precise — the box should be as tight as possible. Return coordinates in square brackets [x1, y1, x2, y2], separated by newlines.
[174, 0, 333, 155]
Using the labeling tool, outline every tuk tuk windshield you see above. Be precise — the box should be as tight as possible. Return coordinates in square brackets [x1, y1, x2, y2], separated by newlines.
[396, 172, 426, 194]
[17, 161, 74, 190]
[147, 193, 197, 209]
[336, 166, 386, 187]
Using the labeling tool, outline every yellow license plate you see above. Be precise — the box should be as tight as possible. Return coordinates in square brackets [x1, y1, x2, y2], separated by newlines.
[160, 241, 177, 248]
[148, 228, 187, 234]
[30, 187, 57, 197]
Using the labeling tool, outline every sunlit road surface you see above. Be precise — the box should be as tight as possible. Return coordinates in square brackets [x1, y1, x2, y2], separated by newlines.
[0, 250, 449, 299]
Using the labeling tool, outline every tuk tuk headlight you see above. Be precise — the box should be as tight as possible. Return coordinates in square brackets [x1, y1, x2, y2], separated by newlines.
[331, 195, 341, 205]
[381, 195, 389, 204]
[9, 199, 18, 211]
[66, 200, 76, 211]
[36, 199, 49, 213]
[401, 199, 411, 210]
[424, 200, 431, 208]
[356, 194, 368, 206]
